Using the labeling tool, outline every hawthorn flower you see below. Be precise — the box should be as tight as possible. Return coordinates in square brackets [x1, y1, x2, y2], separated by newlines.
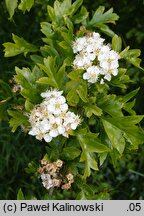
[38, 159, 74, 191]
[28, 89, 81, 142]
[72, 31, 120, 83]
[41, 174, 53, 190]
[83, 66, 101, 83]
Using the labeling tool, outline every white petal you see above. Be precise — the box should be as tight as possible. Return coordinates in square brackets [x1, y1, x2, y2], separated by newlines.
[49, 129, 59, 137]
[43, 134, 52, 142]
[104, 74, 111, 81]
[58, 125, 65, 134]
[83, 72, 90, 80]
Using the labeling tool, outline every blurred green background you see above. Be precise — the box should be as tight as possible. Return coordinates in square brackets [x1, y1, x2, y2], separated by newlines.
[0, 0, 144, 199]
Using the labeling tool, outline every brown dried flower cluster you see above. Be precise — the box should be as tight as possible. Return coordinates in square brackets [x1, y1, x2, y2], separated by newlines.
[38, 158, 74, 190]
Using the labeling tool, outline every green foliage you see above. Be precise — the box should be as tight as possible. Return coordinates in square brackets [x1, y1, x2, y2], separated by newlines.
[17, 188, 25, 200]
[5, 0, 35, 19]
[18, 0, 35, 13]
[5, 0, 18, 19]
[1, 0, 144, 200]
[3, 34, 38, 57]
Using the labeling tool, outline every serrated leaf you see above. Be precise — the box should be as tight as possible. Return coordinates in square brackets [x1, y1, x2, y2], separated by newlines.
[62, 147, 81, 160]
[112, 34, 122, 52]
[54, 0, 71, 18]
[3, 34, 38, 57]
[66, 89, 79, 106]
[8, 110, 29, 132]
[121, 88, 139, 103]
[38, 57, 59, 88]
[40, 22, 54, 38]
[15, 66, 42, 102]
[5, 0, 18, 19]
[56, 63, 66, 88]
[36, 77, 57, 87]
[18, 0, 34, 13]
[102, 116, 144, 149]
[102, 119, 126, 154]
[76, 82, 88, 103]
[72, 6, 88, 24]
[66, 0, 83, 16]
[84, 104, 102, 117]
[125, 49, 142, 68]
[97, 94, 123, 117]
[17, 188, 25, 200]
[77, 131, 109, 178]
[47, 5, 55, 21]
[96, 23, 115, 37]
[68, 69, 83, 80]
[119, 46, 130, 58]
[25, 99, 33, 112]
[89, 6, 119, 26]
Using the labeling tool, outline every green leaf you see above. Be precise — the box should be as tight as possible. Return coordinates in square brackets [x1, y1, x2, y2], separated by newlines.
[3, 34, 38, 57]
[77, 130, 109, 178]
[56, 63, 66, 88]
[120, 48, 142, 69]
[89, 6, 119, 26]
[110, 68, 130, 89]
[54, 0, 71, 17]
[97, 94, 123, 117]
[40, 22, 54, 38]
[102, 116, 144, 149]
[38, 57, 59, 88]
[62, 147, 81, 160]
[119, 46, 130, 58]
[5, 0, 18, 19]
[112, 34, 122, 52]
[68, 69, 83, 80]
[66, 0, 83, 16]
[25, 99, 33, 112]
[15, 66, 42, 102]
[47, 5, 55, 21]
[0, 80, 13, 99]
[76, 82, 88, 103]
[121, 88, 139, 103]
[17, 188, 25, 200]
[30, 55, 43, 64]
[66, 88, 79, 106]
[18, 0, 34, 13]
[72, 6, 88, 24]
[84, 104, 102, 117]
[8, 110, 29, 132]
[96, 24, 115, 37]
[76, 190, 87, 200]
[125, 49, 142, 69]
[102, 119, 126, 154]
[36, 77, 57, 88]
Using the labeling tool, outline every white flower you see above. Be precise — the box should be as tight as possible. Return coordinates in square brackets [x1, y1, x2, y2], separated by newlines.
[41, 174, 53, 190]
[28, 89, 81, 143]
[72, 37, 87, 53]
[47, 96, 68, 115]
[103, 68, 118, 81]
[83, 66, 101, 83]
[72, 31, 120, 84]
[41, 89, 63, 99]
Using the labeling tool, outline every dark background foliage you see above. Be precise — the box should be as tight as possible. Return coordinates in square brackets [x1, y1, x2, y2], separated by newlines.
[0, 0, 144, 199]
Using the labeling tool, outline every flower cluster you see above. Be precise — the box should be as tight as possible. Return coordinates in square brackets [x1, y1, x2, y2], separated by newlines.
[72, 32, 120, 83]
[28, 89, 81, 142]
[38, 159, 74, 190]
